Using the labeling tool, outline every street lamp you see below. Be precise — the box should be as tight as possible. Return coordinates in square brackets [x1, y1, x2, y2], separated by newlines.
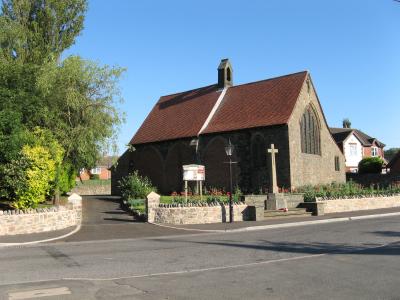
[225, 139, 234, 223]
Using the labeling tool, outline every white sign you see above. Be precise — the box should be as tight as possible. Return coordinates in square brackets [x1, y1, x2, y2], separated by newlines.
[183, 164, 205, 181]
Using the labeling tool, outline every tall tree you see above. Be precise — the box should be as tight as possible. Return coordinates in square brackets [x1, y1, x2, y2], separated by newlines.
[0, 0, 87, 63]
[37, 56, 125, 169]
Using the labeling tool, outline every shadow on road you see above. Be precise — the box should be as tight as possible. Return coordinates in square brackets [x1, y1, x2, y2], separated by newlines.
[155, 238, 400, 256]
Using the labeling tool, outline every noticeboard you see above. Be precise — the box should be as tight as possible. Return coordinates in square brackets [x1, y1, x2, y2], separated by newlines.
[183, 164, 205, 181]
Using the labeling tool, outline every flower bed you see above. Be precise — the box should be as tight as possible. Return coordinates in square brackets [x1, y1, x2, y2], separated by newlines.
[297, 182, 400, 202]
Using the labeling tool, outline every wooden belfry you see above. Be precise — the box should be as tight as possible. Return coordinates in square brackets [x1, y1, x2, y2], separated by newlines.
[267, 144, 279, 194]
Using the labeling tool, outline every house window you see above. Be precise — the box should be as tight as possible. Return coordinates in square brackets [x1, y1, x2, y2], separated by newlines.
[300, 105, 321, 155]
[349, 143, 357, 157]
[334, 156, 340, 171]
[371, 147, 378, 157]
[90, 167, 101, 175]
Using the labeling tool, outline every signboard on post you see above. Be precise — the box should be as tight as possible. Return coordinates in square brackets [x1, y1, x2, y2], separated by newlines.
[182, 165, 205, 201]
[183, 165, 205, 181]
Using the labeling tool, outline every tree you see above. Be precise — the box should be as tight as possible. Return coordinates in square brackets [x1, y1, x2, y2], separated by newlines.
[342, 118, 351, 129]
[0, 0, 124, 171]
[0, 0, 124, 206]
[0, 0, 87, 63]
[36, 56, 125, 170]
[384, 148, 400, 162]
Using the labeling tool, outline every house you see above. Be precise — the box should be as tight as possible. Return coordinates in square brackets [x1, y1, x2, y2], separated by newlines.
[330, 127, 386, 173]
[388, 150, 400, 174]
[79, 156, 116, 180]
[112, 59, 345, 195]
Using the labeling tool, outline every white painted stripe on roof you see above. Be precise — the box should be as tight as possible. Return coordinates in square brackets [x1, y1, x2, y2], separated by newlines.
[197, 87, 228, 136]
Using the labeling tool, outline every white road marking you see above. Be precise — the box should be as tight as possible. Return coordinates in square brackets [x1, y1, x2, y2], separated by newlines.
[63, 240, 391, 282]
[0, 225, 81, 248]
[8, 287, 71, 299]
[64, 253, 326, 282]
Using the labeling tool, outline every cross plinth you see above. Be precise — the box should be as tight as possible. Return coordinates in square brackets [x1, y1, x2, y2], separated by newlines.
[267, 144, 279, 194]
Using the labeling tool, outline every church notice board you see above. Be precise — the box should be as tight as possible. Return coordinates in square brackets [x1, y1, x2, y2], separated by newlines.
[183, 165, 205, 181]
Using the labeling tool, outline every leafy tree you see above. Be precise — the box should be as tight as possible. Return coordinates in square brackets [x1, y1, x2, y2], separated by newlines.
[0, 0, 124, 205]
[0, 0, 87, 63]
[342, 118, 351, 129]
[384, 148, 400, 162]
[37, 56, 125, 170]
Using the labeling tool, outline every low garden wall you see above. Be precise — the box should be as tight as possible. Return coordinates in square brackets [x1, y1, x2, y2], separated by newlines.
[0, 194, 82, 236]
[318, 194, 400, 214]
[71, 184, 110, 195]
[146, 192, 249, 225]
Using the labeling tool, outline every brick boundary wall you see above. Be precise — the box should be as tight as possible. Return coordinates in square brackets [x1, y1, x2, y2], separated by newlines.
[318, 194, 400, 214]
[0, 195, 82, 236]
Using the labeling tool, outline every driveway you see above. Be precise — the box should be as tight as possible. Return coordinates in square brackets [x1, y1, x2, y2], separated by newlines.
[58, 196, 198, 243]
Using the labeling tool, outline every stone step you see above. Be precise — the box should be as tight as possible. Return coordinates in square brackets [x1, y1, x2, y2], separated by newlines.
[264, 208, 312, 218]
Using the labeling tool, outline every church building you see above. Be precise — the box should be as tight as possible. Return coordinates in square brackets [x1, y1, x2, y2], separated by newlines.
[112, 59, 345, 195]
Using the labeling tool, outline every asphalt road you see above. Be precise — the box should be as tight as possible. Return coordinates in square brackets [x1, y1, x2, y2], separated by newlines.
[1, 215, 400, 299]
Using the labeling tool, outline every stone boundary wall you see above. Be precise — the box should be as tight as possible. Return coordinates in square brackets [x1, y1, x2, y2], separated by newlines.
[153, 203, 248, 225]
[71, 184, 110, 195]
[146, 191, 249, 224]
[320, 194, 400, 214]
[0, 195, 82, 236]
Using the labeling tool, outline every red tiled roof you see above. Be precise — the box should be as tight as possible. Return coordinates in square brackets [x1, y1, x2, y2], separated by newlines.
[131, 85, 221, 144]
[203, 71, 307, 134]
[131, 71, 308, 145]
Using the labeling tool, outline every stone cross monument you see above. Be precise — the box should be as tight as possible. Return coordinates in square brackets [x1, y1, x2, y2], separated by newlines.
[267, 144, 279, 194]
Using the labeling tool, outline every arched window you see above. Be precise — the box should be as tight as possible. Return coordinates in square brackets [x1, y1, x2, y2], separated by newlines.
[300, 105, 321, 155]
[226, 67, 231, 82]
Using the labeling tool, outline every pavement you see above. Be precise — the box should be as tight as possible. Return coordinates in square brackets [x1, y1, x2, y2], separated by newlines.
[2, 196, 400, 245]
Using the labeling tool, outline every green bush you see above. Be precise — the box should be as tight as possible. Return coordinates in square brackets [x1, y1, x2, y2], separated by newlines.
[56, 163, 76, 195]
[118, 171, 156, 201]
[0, 128, 64, 209]
[12, 145, 58, 209]
[358, 157, 384, 174]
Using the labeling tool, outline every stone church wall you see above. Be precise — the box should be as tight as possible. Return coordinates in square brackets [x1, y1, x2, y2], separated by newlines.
[288, 76, 346, 187]
[112, 125, 291, 196]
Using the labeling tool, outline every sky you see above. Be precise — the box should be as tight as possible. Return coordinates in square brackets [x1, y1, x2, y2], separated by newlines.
[65, 0, 400, 154]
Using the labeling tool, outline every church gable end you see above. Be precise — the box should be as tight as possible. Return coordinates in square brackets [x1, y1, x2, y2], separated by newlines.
[287, 75, 345, 187]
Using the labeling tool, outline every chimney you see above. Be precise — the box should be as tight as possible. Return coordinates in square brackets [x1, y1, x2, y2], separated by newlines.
[342, 118, 351, 129]
[217, 58, 233, 88]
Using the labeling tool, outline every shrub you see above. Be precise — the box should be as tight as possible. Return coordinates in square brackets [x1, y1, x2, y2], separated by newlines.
[358, 157, 384, 174]
[118, 171, 156, 201]
[56, 163, 76, 195]
[12, 145, 57, 209]
[297, 181, 400, 202]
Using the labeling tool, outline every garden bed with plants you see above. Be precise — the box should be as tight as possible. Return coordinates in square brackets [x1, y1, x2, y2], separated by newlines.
[119, 172, 243, 218]
[297, 182, 400, 202]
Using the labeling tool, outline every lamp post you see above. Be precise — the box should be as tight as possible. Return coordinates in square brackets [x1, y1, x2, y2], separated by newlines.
[225, 139, 234, 223]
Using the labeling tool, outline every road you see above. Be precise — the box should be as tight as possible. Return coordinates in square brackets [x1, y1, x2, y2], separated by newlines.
[1, 215, 400, 299]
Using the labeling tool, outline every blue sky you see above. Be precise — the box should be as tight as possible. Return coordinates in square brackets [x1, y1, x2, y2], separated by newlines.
[66, 0, 400, 154]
